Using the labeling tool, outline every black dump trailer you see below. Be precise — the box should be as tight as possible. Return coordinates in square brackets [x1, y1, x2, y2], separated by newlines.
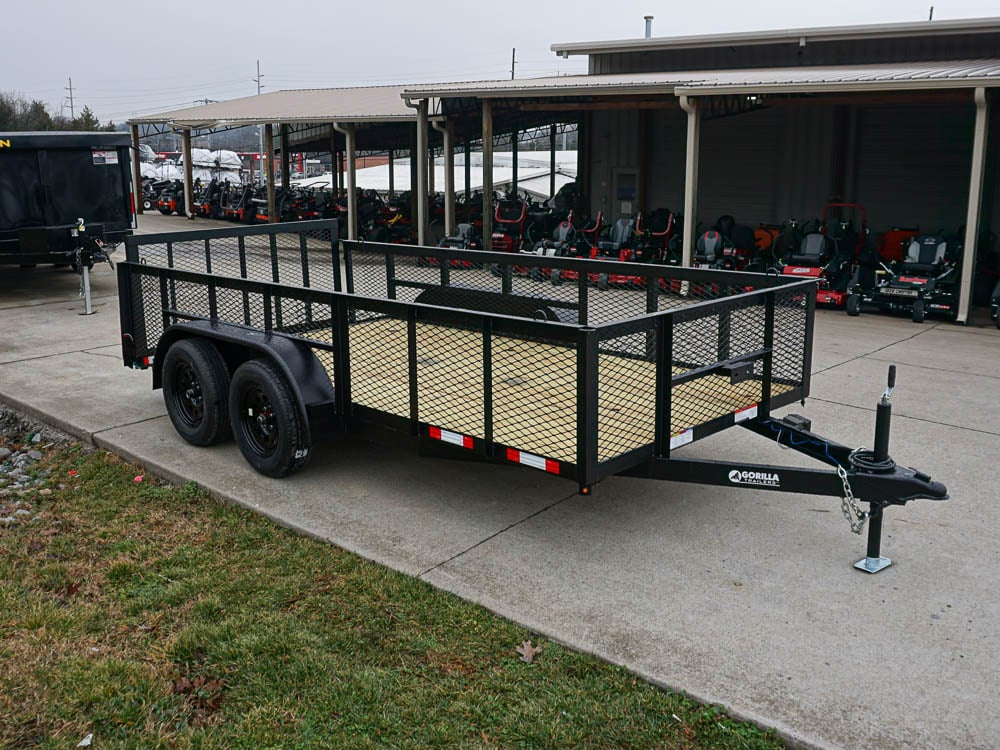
[0, 131, 134, 265]
[118, 219, 948, 572]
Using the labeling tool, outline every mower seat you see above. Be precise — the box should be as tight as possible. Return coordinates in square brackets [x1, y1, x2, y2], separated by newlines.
[902, 235, 947, 275]
[597, 219, 635, 256]
[715, 215, 736, 241]
[441, 223, 478, 250]
[695, 230, 724, 264]
[786, 233, 832, 266]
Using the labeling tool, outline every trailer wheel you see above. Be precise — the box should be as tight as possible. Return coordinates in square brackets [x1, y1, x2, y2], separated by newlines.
[846, 294, 861, 317]
[597, 273, 609, 291]
[229, 359, 310, 478]
[142, 199, 153, 211]
[912, 299, 926, 324]
[162, 338, 232, 446]
[551, 269, 562, 286]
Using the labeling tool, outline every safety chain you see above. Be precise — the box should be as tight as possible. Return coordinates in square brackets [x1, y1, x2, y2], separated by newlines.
[837, 462, 868, 534]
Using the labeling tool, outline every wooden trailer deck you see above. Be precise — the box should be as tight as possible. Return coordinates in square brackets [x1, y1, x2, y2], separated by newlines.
[310, 318, 790, 464]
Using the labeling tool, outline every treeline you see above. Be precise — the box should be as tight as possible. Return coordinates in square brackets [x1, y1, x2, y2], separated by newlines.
[0, 91, 117, 132]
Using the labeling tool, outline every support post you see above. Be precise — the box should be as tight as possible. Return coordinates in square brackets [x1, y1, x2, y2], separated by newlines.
[409, 127, 418, 236]
[958, 87, 990, 324]
[482, 99, 494, 251]
[280, 125, 290, 192]
[416, 99, 429, 246]
[511, 128, 518, 195]
[333, 123, 358, 241]
[432, 119, 455, 236]
[264, 124, 276, 224]
[330, 128, 340, 195]
[130, 124, 143, 216]
[679, 95, 700, 267]
[388, 148, 395, 195]
[181, 128, 194, 220]
[550, 123, 557, 199]
[464, 139, 471, 201]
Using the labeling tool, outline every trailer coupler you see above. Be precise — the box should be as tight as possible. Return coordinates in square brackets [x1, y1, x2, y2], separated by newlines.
[626, 365, 947, 572]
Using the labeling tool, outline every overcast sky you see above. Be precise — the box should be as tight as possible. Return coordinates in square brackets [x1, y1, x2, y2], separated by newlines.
[3, 0, 997, 123]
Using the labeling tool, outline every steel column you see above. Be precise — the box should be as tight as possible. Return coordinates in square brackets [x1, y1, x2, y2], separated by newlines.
[279, 125, 290, 192]
[550, 123, 557, 199]
[482, 99, 494, 251]
[679, 95, 700, 267]
[958, 87, 990, 324]
[130, 124, 143, 216]
[333, 123, 357, 241]
[264, 124, 276, 224]
[181, 128, 194, 221]
[416, 99, 429, 246]
[432, 119, 455, 236]
[388, 148, 395, 195]
[511, 128, 518, 195]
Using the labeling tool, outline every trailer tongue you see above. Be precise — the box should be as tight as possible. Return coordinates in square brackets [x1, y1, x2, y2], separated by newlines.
[118, 219, 947, 572]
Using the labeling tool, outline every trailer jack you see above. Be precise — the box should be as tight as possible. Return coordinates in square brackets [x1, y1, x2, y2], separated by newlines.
[73, 218, 114, 316]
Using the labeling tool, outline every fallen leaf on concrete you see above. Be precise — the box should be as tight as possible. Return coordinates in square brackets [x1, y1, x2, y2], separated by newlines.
[516, 640, 542, 664]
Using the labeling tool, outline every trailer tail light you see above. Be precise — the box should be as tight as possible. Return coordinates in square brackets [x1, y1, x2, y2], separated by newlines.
[428, 426, 473, 449]
[505, 448, 560, 475]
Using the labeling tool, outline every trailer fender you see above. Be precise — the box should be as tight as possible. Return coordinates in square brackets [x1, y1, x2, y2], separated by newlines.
[152, 321, 336, 439]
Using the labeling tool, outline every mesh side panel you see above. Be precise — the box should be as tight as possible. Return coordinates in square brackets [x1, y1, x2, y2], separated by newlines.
[137, 274, 164, 358]
[171, 279, 210, 320]
[132, 228, 338, 291]
[415, 323, 484, 437]
[772, 288, 808, 385]
[491, 335, 577, 464]
[348, 312, 409, 418]
[598, 334, 656, 461]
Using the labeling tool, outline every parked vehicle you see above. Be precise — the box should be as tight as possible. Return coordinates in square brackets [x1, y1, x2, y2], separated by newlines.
[0, 131, 134, 264]
[848, 232, 962, 322]
[779, 203, 867, 306]
[118, 219, 948, 572]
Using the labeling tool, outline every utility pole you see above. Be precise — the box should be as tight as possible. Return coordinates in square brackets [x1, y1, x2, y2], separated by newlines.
[254, 61, 265, 184]
[65, 77, 75, 120]
[510, 48, 516, 80]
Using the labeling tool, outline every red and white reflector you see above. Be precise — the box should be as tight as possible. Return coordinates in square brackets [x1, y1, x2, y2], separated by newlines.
[669, 429, 693, 450]
[428, 426, 474, 449]
[505, 448, 560, 475]
[734, 404, 758, 422]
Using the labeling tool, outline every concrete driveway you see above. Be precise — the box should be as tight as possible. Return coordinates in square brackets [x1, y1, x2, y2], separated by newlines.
[2, 213, 998, 749]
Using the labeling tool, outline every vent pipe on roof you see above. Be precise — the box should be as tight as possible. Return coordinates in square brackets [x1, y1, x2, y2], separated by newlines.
[644, 16, 653, 38]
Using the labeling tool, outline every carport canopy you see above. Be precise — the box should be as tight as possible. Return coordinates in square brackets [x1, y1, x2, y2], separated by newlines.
[129, 85, 421, 240]
[404, 59, 999, 322]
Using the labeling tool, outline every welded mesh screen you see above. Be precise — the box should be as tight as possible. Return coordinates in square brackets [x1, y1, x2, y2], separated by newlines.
[597, 334, 656, 461]
[129, 227, 339, 292]
[415, 323, 484, 436]
[772, 287, 809, 386]
[491, 334, 577, 463]
[347, 311, 410, 418]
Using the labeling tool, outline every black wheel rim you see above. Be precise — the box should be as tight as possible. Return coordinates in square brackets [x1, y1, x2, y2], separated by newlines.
[173, 361, 204, 426]
[239, 385, 278, 455]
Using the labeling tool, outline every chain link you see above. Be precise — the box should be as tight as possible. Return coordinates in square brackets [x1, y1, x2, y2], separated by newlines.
[837, 462, 868, 534]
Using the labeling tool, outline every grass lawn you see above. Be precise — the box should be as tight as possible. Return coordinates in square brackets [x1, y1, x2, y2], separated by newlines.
[0, 441, 785, 749]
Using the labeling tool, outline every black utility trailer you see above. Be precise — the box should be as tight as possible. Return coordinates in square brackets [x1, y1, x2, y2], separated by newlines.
[118, 220, 947, 572]
[0, 131, 134, 265]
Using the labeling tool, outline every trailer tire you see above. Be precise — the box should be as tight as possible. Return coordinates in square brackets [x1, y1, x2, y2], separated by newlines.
[912, 299, 926, 324]
[846, 294, 861, 317]
[162, 338, 232, 446]
[229, 358, 310, 478]
[597, 273, 609, 291]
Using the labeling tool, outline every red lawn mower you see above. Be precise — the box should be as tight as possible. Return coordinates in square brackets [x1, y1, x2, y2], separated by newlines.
[780, 203, 868, 306]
